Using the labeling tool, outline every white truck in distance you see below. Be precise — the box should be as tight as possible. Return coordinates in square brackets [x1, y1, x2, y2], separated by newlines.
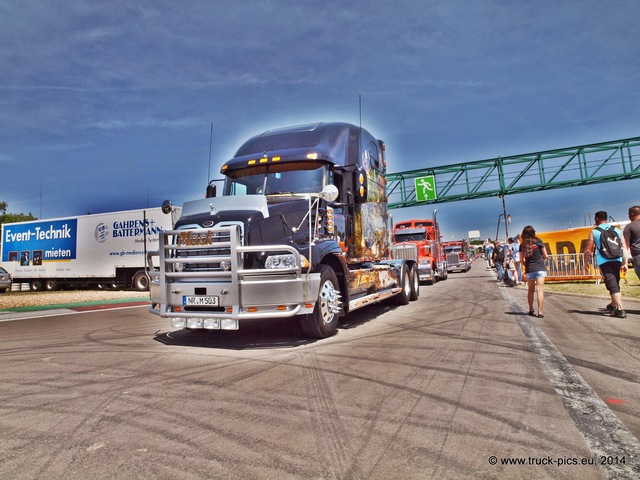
[1, 208, 178, 291]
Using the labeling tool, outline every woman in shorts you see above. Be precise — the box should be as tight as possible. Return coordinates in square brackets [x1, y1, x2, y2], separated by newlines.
[520, 225, 549, 317]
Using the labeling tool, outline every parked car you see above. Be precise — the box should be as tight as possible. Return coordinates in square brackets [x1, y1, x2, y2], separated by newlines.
[0, 266, 12, 293]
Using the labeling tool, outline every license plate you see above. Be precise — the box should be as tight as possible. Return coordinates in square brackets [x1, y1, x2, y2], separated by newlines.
[183, 295, 219, 307]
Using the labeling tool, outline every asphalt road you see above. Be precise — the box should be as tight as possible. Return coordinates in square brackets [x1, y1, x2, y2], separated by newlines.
[1, 263, 639, 480]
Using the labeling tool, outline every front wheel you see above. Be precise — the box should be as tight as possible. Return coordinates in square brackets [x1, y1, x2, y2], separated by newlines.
[409, 264, 419, 301]
[299, 265, 341, 339]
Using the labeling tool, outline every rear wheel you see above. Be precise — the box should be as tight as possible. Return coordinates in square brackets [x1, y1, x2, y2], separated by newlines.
[395, 265, 411, 305]
[299, 265, 341, 339]
[409, 264, 419, 301]
[45, 279, 57, 291]
[30, 279, 43, 291]
[133, 271, 150, 291]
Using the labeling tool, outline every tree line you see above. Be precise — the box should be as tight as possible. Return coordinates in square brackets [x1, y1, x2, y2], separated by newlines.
[0, 202, 37, 240]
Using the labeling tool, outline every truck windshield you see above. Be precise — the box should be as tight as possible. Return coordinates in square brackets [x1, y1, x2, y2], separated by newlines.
[223, 162, 328, 196]
[394, 232, 427, 242]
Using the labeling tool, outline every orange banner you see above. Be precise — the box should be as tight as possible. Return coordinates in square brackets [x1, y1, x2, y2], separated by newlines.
[536, 223, 627, 255]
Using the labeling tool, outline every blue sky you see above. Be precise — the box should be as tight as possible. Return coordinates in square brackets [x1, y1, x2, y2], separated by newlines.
[1, 0, 639, 240]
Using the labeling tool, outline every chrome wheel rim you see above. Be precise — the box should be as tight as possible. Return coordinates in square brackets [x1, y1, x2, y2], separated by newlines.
[319, 280, 340, 324]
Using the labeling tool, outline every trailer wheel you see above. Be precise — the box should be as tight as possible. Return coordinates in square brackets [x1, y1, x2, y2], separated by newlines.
[133, 271, 150, 291]
[395, 265, 411, 305]
[299, 265, 341, 339]
[409, 264, 419, 301]
[45, 279, 57, 291]
[30, 279, 44, 291]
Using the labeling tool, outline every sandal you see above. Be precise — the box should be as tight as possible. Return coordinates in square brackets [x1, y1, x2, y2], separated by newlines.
[528, 311, 535, 317]
[537, 314, 544, 318]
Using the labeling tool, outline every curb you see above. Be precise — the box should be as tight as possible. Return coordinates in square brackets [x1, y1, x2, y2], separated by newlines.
[0, 296, 150, 314]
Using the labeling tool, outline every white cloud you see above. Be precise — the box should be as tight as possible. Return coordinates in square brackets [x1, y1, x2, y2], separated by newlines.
[89, 116, 201, 130]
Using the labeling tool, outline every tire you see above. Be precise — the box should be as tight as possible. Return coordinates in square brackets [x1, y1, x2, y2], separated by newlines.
[133, 271, 150, 291]
[299, 265, 341, 339]
[409, 264, 419, 301]
[31, 279, 43, 291]
[45, 279, 57, 291]
[395, 265, 411, 305]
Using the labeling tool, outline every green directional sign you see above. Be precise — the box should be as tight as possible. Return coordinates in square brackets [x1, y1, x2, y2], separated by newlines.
[414, 175, 437, 202]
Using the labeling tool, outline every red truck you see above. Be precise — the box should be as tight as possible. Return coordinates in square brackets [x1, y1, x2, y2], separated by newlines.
[392, 214, 447, 284]
[443, 240, 471, 273]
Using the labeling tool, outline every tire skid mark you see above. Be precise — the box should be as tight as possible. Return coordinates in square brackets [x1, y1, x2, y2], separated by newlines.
[500, 285, 640, 479]
[5, 350, 310, 478]
[293, 279, 584, 453]
[301, 350, 356, 479]
[427, 270, 497, 479]
[351, 349, 442, 478]
[26, 352, 168, 479]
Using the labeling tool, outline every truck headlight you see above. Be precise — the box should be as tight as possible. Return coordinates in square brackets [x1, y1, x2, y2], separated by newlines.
[265, 254, 297, 269]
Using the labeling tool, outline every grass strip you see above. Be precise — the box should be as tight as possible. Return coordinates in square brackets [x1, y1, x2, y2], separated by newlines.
[0, 296, 149, 313]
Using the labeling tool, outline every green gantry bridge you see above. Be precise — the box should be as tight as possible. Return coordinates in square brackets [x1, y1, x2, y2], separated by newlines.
[386, 136, 640, 209]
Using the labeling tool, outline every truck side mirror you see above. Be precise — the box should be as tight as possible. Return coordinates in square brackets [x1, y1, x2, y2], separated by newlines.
[354, 167, 368, 204]
[205, 181, 216, 198]
[161, 200, 173, 214]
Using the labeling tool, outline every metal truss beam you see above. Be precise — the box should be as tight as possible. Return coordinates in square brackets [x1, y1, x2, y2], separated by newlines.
[386, 136, 640, 209]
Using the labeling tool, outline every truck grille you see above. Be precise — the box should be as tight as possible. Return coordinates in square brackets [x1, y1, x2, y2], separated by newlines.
[446, 253, 461, 265]
[154, 225, 302, 286]
[174, 229, 233, 273]
[160, 226, 241, 282]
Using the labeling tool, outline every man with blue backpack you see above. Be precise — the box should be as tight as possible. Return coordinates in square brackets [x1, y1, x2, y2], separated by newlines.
[584, 211, 629, 318]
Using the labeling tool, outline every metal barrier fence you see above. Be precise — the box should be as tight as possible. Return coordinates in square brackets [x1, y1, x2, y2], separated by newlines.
[544, 253, 600, 282]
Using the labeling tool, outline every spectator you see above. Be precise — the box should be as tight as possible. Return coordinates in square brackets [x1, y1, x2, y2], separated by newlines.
[520, 226, 548, 317]
[623, 205, 640, 280]
[584, 211, 628, 318]
[492, 239, 505, 283]
[485, 241, 494, 268]
[507, 237, 522, 285]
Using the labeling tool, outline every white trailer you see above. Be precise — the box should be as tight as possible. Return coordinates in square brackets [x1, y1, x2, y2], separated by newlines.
[1, 207, 179, 291]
